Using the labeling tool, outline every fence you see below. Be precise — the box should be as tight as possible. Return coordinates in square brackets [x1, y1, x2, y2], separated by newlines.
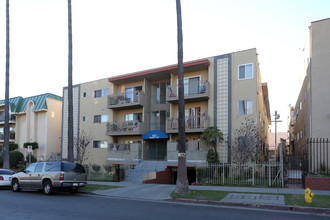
[83, 164, 128, 182]
[307, 138, 330, 175]
[196, 163, 283, 187]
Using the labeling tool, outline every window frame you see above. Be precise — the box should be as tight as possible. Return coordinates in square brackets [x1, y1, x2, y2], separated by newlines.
[238, 63, 254, 80]
[238, 100, 253, 115]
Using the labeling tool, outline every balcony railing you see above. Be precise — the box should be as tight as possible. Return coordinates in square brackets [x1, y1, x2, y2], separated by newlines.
[166, 80, 210, 103]
[108, 143, 142, 161]
[0, 115, 16, 124]
[107, 120, 146, 136]
[166, 114, 210, 133]
[108, 90, 145, 110]
[167, 141, 209, 162]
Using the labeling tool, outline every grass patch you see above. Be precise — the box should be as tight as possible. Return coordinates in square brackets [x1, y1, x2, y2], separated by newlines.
[171, 189, 330, 209]
[81, 184, 121, 192]
[285, 194, 330, 208]
[171, 190, 229, 201]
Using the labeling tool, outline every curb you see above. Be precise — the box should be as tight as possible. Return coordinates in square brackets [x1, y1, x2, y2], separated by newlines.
[167, 198, 330, 215]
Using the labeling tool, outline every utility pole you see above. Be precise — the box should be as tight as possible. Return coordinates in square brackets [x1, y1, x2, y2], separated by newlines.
[272, 111, 282, 161]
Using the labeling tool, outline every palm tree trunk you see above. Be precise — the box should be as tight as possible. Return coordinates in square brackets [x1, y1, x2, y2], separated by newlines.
[67, 0, 74, 162]
[174, 0, 189, 195]
[3, 0, 11, 169]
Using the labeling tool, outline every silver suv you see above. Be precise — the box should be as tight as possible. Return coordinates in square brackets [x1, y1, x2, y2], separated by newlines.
[11, 161, 87, 195]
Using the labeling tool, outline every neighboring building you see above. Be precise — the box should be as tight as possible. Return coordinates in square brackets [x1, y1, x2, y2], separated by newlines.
[0, 94, 62, 160]
[268, 131, 288, 161]
[292, 18, 330, 153]
[61, 48, 271, 183]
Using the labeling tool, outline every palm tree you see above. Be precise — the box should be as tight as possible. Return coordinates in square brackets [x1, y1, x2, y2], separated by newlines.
[67, 0, 74, 162]
[3, 0, 10, 169]
[174, 0, 189, 195]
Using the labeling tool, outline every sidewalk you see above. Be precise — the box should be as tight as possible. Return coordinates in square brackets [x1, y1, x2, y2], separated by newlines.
[87, 181, 330, 214]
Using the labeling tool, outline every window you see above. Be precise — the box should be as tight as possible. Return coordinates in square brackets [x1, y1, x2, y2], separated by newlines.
[45, 162, 61, 171]
[184, 76, 200, 95]
[25, 163, 36, 172]
[238, 63, 253, 80]
[151, 82, 169, 104]
[300, 100, 302, 110]
[35, 163, 44, 172]
[93, 140, 108, 149]
[150, 110, 168, 132]
[94, 115, 109, 123]
[94, 88, 109, 98]
[125, 113, 142, 122]
[125, 86, 142, 102]
[239, 100, 253, 115]
[83, 116, 88, 122]
[83, 92, 89, 97]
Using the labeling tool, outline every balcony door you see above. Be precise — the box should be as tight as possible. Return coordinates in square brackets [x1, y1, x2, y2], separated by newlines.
[185, 107, 200, 129]
[125, 86, 142, 102]
[184, 76, 200, 95]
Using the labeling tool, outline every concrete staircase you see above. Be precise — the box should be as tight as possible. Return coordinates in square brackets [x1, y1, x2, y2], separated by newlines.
[125, 160, 167, 183]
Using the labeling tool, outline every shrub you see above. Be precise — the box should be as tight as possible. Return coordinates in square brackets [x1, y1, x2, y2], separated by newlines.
[104, 165, 112, 173]
[206, 149, 219, 164]
[23, 142, 39, 150]
[92, 164, 101, 172]
[10, 151, 24, 169]
[9, 143, 19, 151]
[196, 167, 205, 185]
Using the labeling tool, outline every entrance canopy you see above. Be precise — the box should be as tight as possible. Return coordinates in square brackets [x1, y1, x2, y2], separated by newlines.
[142, 130, 168, 140]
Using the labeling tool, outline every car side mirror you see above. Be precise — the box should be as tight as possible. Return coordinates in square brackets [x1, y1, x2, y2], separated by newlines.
[20, 168, 25, 172]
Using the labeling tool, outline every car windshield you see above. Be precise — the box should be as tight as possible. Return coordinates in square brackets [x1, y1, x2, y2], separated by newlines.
[62, 162, 86, 173]
[0, 170, 15, 175]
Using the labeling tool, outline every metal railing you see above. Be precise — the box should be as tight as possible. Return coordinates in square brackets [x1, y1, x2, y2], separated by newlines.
[107, 120, 146, 135]
[166, 115, 210, 132]
[307, 138, 330, 175]
[196, 162, 283, 187]
[108, 90, 145, 107]
[166, 80, 209, 99]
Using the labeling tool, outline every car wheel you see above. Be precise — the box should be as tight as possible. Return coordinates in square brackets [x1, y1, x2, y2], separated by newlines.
[43, 180, 54, 195]
[12, 179, 21, 192]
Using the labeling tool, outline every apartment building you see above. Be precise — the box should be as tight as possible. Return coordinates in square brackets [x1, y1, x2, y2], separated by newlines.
[61, 48, 270, 183]
[292, 18, 330, 152]
[0, 94, 62, 160]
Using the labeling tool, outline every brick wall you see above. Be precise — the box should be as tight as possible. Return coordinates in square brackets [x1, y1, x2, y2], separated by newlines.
[305, 177, 330, 190]
[143, 167, 172, 184]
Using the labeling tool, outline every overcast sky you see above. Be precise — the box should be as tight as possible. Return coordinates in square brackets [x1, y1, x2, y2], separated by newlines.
[0, 0, 329, 132]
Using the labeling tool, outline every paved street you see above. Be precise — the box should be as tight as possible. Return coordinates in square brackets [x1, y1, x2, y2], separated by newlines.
[1, 188, 329, 220]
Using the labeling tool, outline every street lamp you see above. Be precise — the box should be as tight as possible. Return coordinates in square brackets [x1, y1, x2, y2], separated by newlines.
[272, 111, 282, 161]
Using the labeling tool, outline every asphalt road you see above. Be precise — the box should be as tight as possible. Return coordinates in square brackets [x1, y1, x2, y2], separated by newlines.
[0, 188, 329, 220]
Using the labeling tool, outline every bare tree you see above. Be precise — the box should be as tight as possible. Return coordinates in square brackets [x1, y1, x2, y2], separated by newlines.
[174, 0, 189, 195]
[3, 0, 10, 169]
[67, 0, 74, 162]
[75, 131, 92, 164]
[232, 117, 260, 164]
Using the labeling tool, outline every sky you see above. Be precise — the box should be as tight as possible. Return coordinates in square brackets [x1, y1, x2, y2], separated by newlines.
[0, 0, 329, 132]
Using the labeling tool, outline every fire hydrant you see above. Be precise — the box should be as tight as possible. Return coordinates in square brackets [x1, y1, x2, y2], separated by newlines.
[304, 188, 315, 204]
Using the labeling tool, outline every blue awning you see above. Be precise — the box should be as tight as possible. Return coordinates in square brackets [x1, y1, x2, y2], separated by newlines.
[142, 130, 168, 140]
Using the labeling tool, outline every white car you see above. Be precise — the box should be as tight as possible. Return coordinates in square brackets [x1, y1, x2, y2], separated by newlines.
[0, 169, 15, 187]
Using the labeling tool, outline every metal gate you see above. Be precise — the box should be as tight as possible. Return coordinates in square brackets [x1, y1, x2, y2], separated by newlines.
[283, 154, 308, 188]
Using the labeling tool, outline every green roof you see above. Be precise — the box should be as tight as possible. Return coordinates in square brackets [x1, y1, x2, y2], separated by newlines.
[0, 93, 62, 113]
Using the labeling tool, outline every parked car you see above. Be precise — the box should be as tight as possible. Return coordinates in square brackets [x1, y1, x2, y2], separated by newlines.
[0, 169, 15, 187]
[11, 161, 87, 195]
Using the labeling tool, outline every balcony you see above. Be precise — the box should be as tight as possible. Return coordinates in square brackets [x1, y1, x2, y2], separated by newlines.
[166, 80, 210, 103]
[107, 120, 146, 136]
[108, 143, 142, 162]
[167, 141, 209, 162]
[108, 90, 145, 110]
[0, 115, 16, 124]
[166, 115, 210, 133]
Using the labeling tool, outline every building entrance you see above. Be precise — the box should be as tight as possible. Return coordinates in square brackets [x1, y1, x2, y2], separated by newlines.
[149, 140, 167, 161]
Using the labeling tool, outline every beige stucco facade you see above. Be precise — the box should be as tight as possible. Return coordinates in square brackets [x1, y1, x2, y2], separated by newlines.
[293, 18, 330, 151]
[61, 48, 270, 166]
[0, 94, 62, 160]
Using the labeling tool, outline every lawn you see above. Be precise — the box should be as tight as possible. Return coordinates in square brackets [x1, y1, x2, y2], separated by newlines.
[171, 190, 330, 209]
